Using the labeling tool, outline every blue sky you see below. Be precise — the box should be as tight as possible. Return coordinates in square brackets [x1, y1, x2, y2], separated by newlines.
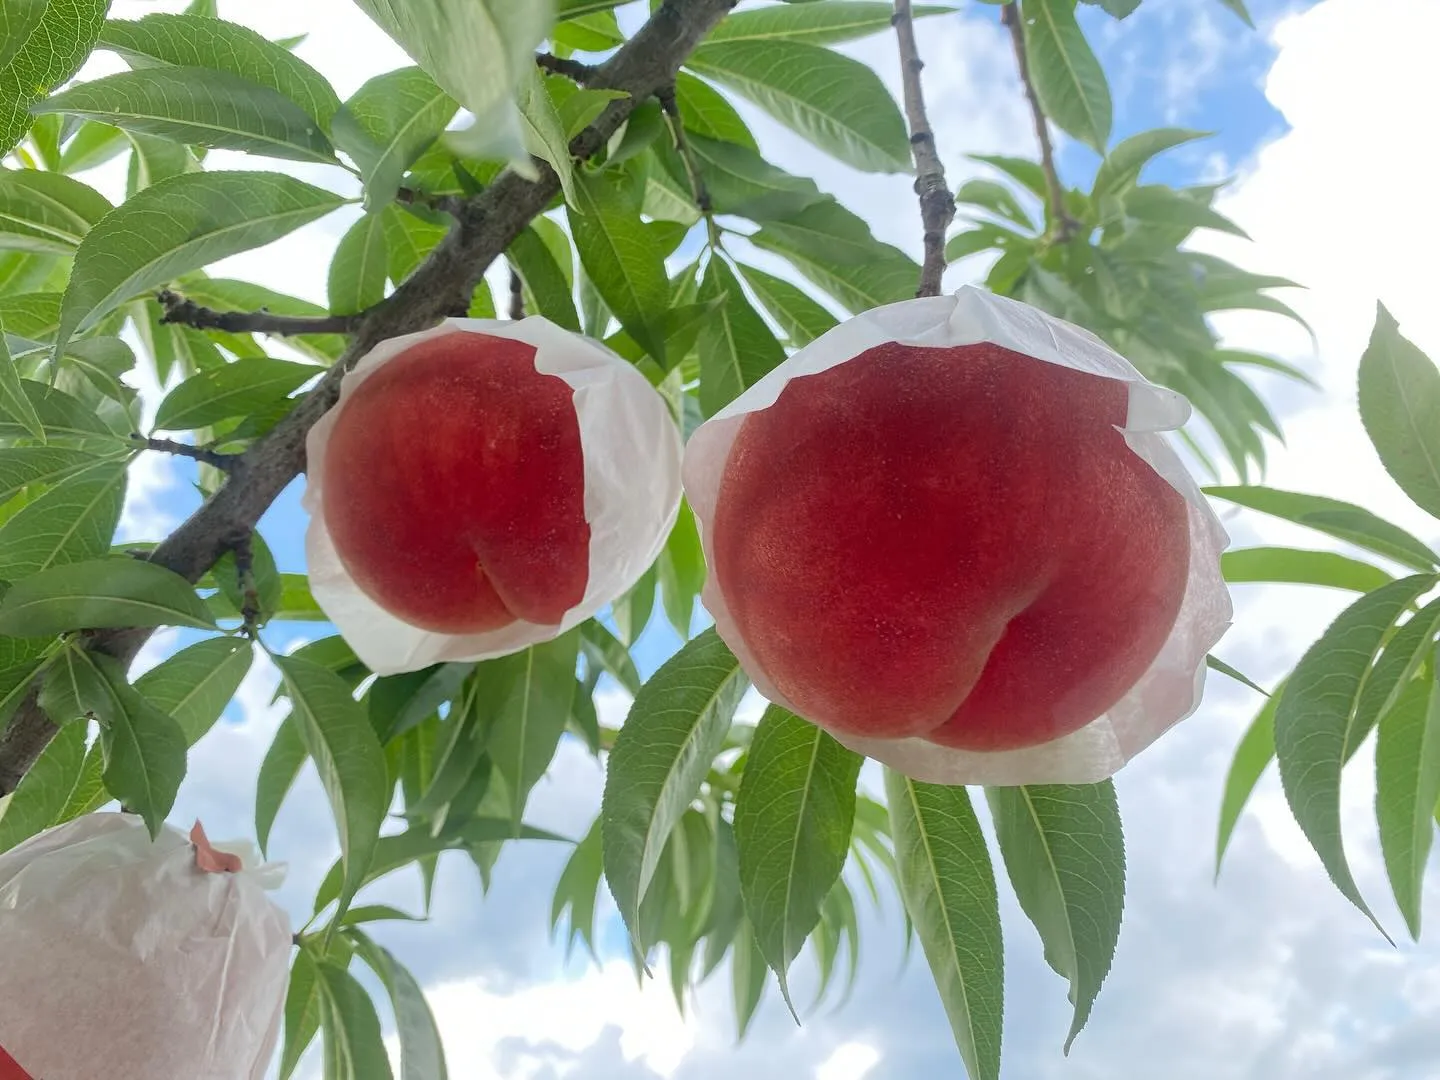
[88, 0, 1440, 1077]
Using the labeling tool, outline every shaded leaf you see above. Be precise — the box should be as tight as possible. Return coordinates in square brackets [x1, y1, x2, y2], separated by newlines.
[134, 636, 251, 745]
[1375, 667, 1440, 940]
[734, 704, 861, 1010]
[0, 169, 111, 255]
[987, 782, 1123, 1051]
[1358, 303, 1440, 521]
[697, 256, 785, 415]
[0, 554, 215, 636]
[602, 628, 748, 954]
[1222, 547, 1393, 594]
[331, 66, 457, 210]
[1020, 0, 1111, 152]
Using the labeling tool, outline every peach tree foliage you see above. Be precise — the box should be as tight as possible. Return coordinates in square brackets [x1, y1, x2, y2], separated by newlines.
[0, 0, 1421, 1077]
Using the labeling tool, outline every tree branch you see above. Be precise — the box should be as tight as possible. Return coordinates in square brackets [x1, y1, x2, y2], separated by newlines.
[131, 434, 240, 472]
[892, 0, 955, 297]
[536, 52, 600, 84]
[156, 289, 361, 336]
[656, 82, 720, 247]
[1001, 3, 1079, 243]
[508, 266, 525, 320]
[0, 0, 741, 796]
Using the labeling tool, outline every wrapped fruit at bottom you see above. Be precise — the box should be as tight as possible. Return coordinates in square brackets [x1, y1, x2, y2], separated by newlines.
[0, 814, 291, 1080]
[303, 317, 683, 675]
[682, 286, 1231, 786]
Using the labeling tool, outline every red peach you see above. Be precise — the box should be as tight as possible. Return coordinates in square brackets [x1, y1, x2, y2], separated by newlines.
[710, 340, 1190, 752]
[321, 332, 590, 635]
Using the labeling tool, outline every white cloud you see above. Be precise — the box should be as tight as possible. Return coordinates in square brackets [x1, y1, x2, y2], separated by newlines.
[814, 1042, 881, 1080]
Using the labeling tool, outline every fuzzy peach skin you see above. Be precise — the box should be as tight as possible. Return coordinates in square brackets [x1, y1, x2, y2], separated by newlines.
[682, 287, 1231, 786]
[304, 318, 683, 675]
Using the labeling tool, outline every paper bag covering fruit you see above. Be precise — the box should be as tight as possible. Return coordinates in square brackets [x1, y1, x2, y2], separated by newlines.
[302, 316, 683, 676]
[682, 287, 1231, 785]
[0, 813, 291, 1080]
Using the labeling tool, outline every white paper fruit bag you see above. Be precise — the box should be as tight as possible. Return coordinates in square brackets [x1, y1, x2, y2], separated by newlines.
[682, 286, 1232, 786]
[0, 814, 291, 1080]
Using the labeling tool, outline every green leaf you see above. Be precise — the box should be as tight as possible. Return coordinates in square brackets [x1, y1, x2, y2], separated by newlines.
[1274, 575, 1438, 934]
[658, 501, 705, 639]
[33, 67, 339, 163]
[53, 171, 345, 359]
[552, 816, 605, 961]
[579, 619, 641, 695]
[750, 199, 920, 313]
[697, 257, 785, 416]
[0, 0, 108, 155]
[673, 71, 756, 150]
[1205, 486, 1438, 572]
[1349, 597, 1440, 757]
[356, 941, 449, 1080]
[508, 224, 580, 331]
[1019, 0, 1112, 152]
[569, 168, 669, 364]
[954, 178, 1034, 230]
[1221, 546, 1393, 594]
[602, 628, 748, 955]
[255, 714, 306, 857]
[125, 129, 198, 193]
[731, 917, 769, 1040]
[59, 648, 187, 837]
[1082, 0, 1142, 16]
[97, 13, 341, 128]
[688, 40, 911, 173]
[1358, 304, 1440, 521]
[885, 770, 1003, 1080]
[279, 949, 323, 1080]
[1091, 128, 1209, 204]
[0, 325, 43, 442]
[154, 357, 317, 431]
[734, 704, 861, 1010]
[133, 636, 251, 745]
[315, 957, 395, 1080]
[328, 212, 390, 317]
[737, 263, 837, 347]
[1375, 666, 1440, 940]
[0, 170, 111, 255]
[666, 133, 822, 220]
[1122, 185, 1248, 239]
[1215, 683, 1281, 878]
[1206, 654, 1268, 697]
[1214, 0, 1254, 26]
[708, 2, 952, 45]
[350, 0, 552, 169]
[969, 153, 1049, 199]
[0, 716, 87, 853]
[331, 67, 457, 210]
[274, 653, 390, 920]
[517, 68, 578, 204]
[986, 782, 1123, 1051]
[312, 819, 569, 914]
[482, 632, 580, 835]
[0, 379, 120, 445]
[0, 555, 216, 635]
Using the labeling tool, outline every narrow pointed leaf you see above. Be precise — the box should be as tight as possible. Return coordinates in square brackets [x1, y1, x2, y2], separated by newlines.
[33, 67, 338, 163]
[697, 257, 785, 415]
[0, 460, 126, 580]
[1019, 0, 1112, 152]
[1222, 547, 1393, 593]
[688, 40, 911, 173]
[53, 171, 346, 358]
[97, 13, 341, 128]
[1205, 486, 1438, 572]
[1358, 304, 1440, 521]
[1216, 683, 1282, 877]
[0, 0, 108, 155]
[134, 636, 251, 745]
[0, 556, 216, 636]
[255, 715, 306, 858]
[0, 717, 87, 853]
[315, 957, 394, 1080]
[738, 263, 838, 347]
[602, 628, 748, 954]
[1274, 575, 1437, 934]
[707, 2, 952, 45]
[155, 357, 317, 431]
[0, 326, 43, 441]
[274, 653, 389, 921]
[1375, 668, 1440, 939]
[733, 704, 861, 1011]
[986, 782, 1123, 1051]
[0, 170, 111, 255]
[885, 770, 1003, 1080]
[331, 67, 457, 210]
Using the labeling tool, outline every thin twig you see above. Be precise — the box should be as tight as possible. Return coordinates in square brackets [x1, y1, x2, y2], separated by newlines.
[1001, 3, 1079, 243]
[0, 0, 742, 797]
[892, 1, 955, 297]
[656, 82, 720, 247]
[396, 186, 465, 219]
[232, 533, 261, 639]
[156, 290, 361, 336]
[131, 434, 240, 472]
[536, 52, 600, 84]
[508, 266, 525, 320]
